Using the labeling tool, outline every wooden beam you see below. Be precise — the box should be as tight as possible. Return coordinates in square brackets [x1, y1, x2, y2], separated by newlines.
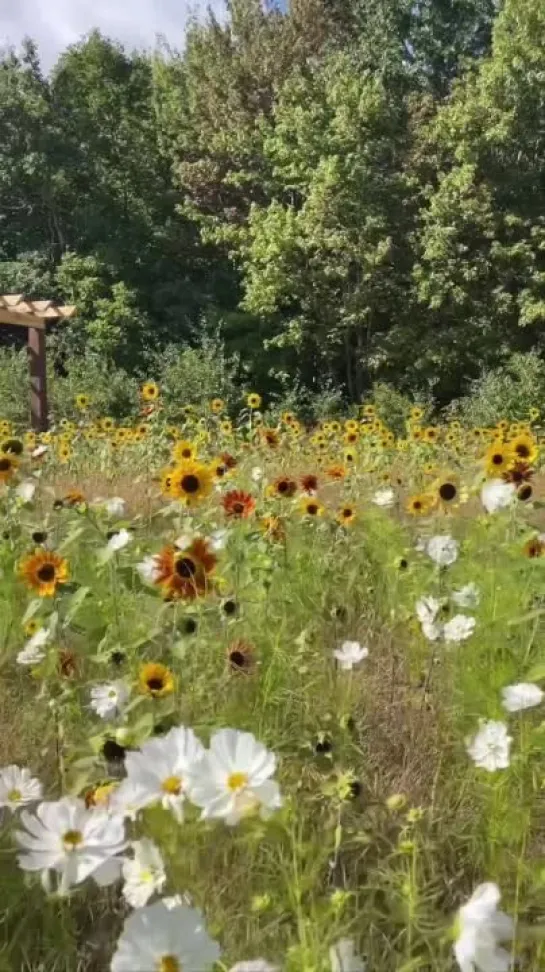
[2, 294, 24, 307]
[28, 327, 48, 431]
[0, 309, 46, 329]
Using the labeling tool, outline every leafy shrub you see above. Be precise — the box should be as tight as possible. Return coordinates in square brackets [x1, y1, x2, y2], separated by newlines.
[448, 352, 545, 425]
[0, 347, 32, 425]
[145, 338, 241, 420]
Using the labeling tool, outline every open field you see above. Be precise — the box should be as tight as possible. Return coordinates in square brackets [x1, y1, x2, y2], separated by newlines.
[2, 395, 545, 971]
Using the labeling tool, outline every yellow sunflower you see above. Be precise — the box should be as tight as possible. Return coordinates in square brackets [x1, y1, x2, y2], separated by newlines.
[509, 433, 538, 465]
[168, 459, 213, 506]
[410, 406, 424, 421]
[247, 392, 262, 410]
[0, 453, 18, 483]
[405, 493, 435, 516]
[434, 475, 460, 508]
[19, 549, 68, 597]
[138, 662, 175, 698]
[141, 381, 159, 402]
[220, 419, 233, 435]
[336, 505, 356, 526]
[172, 440, 197, 463]
[75, 393, 90, 411]
[100, 417, 116, 432]
[299, 497, 325, 518]
[210, 398, 225, 414]
[485, 441, 513, 477]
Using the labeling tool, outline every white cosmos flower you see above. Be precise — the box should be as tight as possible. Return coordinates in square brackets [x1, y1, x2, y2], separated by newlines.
[229, 962, 279, 972]
[113, 726, 205, 823]
[16, 480, 37, 503]
[426, 534, 459, 567]
[122, 838, 166, 909]
[251, 466, 264, 482]
[111, 899, 220, 972]
[16, 796, 125, 894]
[90, 682, 129, 720]
[501, 682, 544, 713]
[480, 480, 516, 514]
[0, 765, 43, 811]
[187, 728, 282, 826]
[31, 444, 48, 458]
[210, 528, 229, 551]
[333, 641, 369, 670]
[454, 882, 514, 972]
[330, 938, 366, 972]
[17, 626, 50, 665]
[443, 615, 476, 643]
[415, 596, 444, 642]
[136, 554, 161, 584]
[452, 583, 480, 608]
[372, 487, 395, 508]
[466, 721, 512, 772]
[104, 497, 126, 517]
[107, 529, 132, 552]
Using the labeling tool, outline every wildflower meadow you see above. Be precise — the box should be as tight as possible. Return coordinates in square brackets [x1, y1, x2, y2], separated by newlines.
[2, 390, 545, 971]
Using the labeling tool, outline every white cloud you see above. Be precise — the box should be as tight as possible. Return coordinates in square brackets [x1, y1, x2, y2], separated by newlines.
[0, 0, 227, 70]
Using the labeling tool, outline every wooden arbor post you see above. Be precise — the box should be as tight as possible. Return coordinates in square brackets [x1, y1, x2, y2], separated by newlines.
[0, 295, 77, 431]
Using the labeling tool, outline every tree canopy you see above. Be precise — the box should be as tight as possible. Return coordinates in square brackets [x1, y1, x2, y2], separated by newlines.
[1, 0, 544, 402]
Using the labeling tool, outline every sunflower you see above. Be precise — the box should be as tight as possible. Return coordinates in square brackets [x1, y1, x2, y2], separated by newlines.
[260, 427, 280, 448]
[168, 459, 213, 507]
[1, 437, 24, 456]
[485, 441, 513, 477]
[410, 426, 423, 442]
[210, 398, 225, 414]
[410, 406, 424, 421]
[63, 489, 86, 507]
[405, 493, 435, 516]
[222, 489, 256, 519]
[0, 453, 18, 483]
[301, 473, 319, 494]
[523, 535, 545, 558]
[282, 411, 295, 425]
[336, 505, 356, 526]
[343, 431, 359, 446]
[172, 440, 197, 463]
[260, 515, 285, 542]
[362, 404, 376, 418]
[220, 419, 233, 435]
[344, 419, 359, 434]
[325, 464, 347, 481]
[139, 662, 175, 698]
[423, 426, 439, 444]
[503, 460, 533, 486]
[247, 392, 262, 410]
[153, 538, 217, 600]
[100, 416, 115, 432]
[435, 476, 459, 507]
[211, 458, 229, 479]
[75, 393, 90, 411]
[220, 451, 237, 470]
[270, 476, 297, 498]
[141, 382, 159, 402]
[517, 483, 533, 503]
[509, 433, 538, 465]
[227, 640, 255, 673]
[19, 549, 68, 597]
[58, 444, 72, 464]
[529, 407, 540, 422]
[299, 497, 324, 517]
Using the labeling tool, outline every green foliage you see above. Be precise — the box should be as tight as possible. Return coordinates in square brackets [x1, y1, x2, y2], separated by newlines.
[448, 352, 545, 425]
[0, 347, 32, 425]
[145, 338, 241, 419]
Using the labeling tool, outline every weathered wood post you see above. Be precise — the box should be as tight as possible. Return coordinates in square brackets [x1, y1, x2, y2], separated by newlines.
[0, 295, 77, 431]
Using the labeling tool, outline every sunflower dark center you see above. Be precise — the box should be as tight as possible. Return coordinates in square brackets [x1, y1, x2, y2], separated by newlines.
[413, 500, 422, 510]
[439, 482, 457, 501]
[343, 508, 352, 517]
[147, 677, 165, 691]
[182, 449, 191, 458]
[37, 563, 55, 582]
[307, 504, 318, 515]
[233, 502, 245, 515]
[181, 474, 200, 494]
[0, 457, 11, 471]
[519, 485, 532, 501]
[175, 556, 197, 578]
[229, 650, 246, 669]
[492, 453, 503, 465]
[516, 444, 530, 458]
[277, 480, 289, 493]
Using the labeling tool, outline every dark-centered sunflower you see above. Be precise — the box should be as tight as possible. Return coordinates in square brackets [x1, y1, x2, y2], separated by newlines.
[0, 453, 18, 483]
[19, 549, 68, 597]
[141, 381, 159, 402]
[168, 459, 213, 507]
[222, 489, 256, 519]
[153, 538, 217, 600]
[139, 662, 175, 697]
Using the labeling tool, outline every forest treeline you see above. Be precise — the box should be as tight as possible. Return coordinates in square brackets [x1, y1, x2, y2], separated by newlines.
[1, 0, 545, 405]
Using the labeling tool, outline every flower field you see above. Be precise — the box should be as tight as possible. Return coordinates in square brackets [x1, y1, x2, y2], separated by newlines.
[2, 392, 545, 971]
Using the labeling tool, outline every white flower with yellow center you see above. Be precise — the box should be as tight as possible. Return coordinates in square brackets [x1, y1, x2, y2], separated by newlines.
[454, 882, 513, 971]
[187, 728, 282, 826]
[90, 681, 129, 720]
[0, 765, 42, 812]
[113, 726, 205, 823]
[466, 721, 512, 772]
[122, 838, 166, 909]
[16, 796, 126, 894]
[110, 899, 220, 972]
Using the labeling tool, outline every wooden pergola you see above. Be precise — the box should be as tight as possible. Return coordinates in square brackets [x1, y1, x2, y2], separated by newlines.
[0, 295, 77, 431]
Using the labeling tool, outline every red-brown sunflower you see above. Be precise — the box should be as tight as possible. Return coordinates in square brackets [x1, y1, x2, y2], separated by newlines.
[153, 538, 217, 599]
[270, 476, 297, 498]
[301, 473, 319, 494]
[222, 490, 256, 519]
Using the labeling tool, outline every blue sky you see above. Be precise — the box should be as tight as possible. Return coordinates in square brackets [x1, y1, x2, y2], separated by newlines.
[0, 0, 231, 70]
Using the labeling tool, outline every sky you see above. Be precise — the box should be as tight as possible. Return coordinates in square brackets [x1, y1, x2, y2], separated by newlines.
[0, 0, 228, 70]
